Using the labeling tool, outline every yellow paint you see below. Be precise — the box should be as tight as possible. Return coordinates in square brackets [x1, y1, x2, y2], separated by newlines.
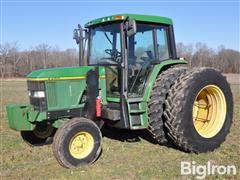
[68, 131, 94, 159]
[192, 85, 226, 138]
[27, 75, 106, 81]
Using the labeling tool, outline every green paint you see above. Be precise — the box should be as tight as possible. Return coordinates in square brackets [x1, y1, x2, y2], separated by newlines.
[6, 104, 48, 131]
[52, 119, 68, 128]
[85, 14, 173, 27]
[127, 100, 148, 130]
[107, 97, 120, 103]
[98, 66, 107, 105]
[127, 59, 187, 129]
[139, 101, 148, 128]
[143, 59, 187, 102]
[29, 111, 47, 122]
[27, 66, 94, 79]
[6, 104, 36, 131]
[43, 66, 107, 111]
[45, 80, 86, 111]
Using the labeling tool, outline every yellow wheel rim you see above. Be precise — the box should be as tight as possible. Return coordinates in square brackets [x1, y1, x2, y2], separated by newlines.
[69, 132, 94, 159]
[192, 85, 226, 138]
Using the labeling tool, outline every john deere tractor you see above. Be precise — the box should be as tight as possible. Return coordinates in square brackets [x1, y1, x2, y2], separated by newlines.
[6, 14, 233, 168]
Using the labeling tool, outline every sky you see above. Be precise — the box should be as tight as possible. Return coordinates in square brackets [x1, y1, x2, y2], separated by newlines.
[1, 0, 239, 51]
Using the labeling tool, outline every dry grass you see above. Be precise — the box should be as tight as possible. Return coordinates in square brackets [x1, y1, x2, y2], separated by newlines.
[0, 80, 239, 180]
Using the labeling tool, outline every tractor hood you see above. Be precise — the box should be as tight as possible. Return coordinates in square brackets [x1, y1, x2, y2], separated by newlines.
[27, 66, 95, 81]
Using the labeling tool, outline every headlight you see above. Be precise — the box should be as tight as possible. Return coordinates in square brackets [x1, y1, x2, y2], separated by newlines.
[33, 91, 45, 98]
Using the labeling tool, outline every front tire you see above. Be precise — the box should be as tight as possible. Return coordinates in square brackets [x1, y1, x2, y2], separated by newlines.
[164, 68, 233, 153]
[52, 117, 102, 168]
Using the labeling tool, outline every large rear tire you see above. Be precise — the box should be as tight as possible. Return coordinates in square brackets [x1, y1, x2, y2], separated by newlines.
[148, 66, 188, 144]
[164, 68, 233, 153]
[52, 117, 102, 168]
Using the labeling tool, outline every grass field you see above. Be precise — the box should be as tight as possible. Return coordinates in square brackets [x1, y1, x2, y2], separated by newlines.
[0, 79, 239, 180]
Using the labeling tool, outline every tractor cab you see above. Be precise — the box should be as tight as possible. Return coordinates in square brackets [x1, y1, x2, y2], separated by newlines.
[73, 14, 180, 129]
[75, 14, 177, 97]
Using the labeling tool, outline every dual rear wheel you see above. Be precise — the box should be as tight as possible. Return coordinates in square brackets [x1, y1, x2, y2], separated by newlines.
[148, 67, 233, 153]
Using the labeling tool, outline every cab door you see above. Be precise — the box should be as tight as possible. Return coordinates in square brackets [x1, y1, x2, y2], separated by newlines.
[126, 24, 171, 129]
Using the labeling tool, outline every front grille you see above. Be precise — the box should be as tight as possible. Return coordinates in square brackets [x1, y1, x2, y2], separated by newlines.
[27, 81, 47, 111]
[29, 97, 47, 111]
[46, 82, 57, 107]
[27, 81, 45, 91]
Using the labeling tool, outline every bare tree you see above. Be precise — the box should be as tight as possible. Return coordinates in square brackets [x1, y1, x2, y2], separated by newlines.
[0, 43, 9, 78]
[1, 41, 239, 78]
[217, 48, 240, 73]
[36, 44, 51, 69]
[0, 43, 13, 78]
[177, 43, 194, 67]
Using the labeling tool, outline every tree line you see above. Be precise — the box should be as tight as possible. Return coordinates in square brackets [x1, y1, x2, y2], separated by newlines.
[0, 42, 239, 78]
[177, 42, 239, 73]
[0, 42, 79, 78]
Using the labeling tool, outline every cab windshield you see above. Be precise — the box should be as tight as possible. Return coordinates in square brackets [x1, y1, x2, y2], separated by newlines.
[89, 23, 122, 65]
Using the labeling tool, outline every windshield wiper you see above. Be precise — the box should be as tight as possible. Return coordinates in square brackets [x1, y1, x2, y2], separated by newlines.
[99, 26, 113, 45]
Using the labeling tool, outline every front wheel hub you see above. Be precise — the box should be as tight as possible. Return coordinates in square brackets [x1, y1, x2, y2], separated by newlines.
[69, 132, 94, 159]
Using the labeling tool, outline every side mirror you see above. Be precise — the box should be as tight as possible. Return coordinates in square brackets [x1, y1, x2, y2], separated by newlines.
[73, 29, 79, 44]
[125, 19, 137, 37]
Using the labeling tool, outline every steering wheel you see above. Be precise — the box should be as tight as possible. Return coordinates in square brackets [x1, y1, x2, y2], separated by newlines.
[99, 58, 118, 65]
[105, 49, 121, 58]
[139, 60, 151, 78]
[129, 60, 151, 93]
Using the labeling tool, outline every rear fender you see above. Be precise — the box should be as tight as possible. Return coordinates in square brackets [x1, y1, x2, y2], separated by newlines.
[143, 59, 187, 102]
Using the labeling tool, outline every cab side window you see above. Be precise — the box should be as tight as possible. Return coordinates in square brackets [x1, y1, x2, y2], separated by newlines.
[157, 28, 170, 60]
[134, 29, 155, 62]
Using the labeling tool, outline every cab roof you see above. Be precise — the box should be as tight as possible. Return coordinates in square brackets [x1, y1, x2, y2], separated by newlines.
[85, 13, 173, 27]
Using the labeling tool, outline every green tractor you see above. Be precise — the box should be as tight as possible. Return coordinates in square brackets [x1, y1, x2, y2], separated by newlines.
[6, 14, 233, 168]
